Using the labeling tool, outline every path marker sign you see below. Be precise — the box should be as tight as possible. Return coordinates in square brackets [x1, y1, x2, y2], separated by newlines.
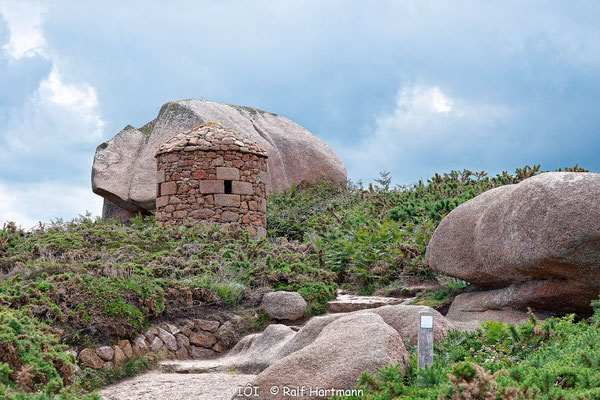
[417, 311, 433, 369]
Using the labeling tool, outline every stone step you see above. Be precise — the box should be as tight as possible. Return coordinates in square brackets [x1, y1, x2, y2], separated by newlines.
[327, 293, 414, 313]
[161, 359, 228, 374]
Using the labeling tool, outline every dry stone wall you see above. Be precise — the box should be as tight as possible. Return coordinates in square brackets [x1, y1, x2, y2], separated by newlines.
[75, 318, 231, 370]
[154, 124, 268, 237]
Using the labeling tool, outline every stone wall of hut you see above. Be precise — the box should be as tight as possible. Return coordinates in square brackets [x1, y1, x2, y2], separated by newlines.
[155, 149, 267, 237]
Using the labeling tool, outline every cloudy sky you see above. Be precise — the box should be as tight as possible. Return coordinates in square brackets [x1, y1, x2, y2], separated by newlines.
[1, 1, 599, 227]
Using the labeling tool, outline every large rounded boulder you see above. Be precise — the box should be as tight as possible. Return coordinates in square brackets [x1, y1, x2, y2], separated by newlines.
[426, 172, 600, 315]
[234, 313, 408, 400]
[92, 100, 347, 217]
[261, 291, 308, 321]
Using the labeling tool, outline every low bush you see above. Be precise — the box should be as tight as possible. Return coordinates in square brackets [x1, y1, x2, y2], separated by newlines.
[0, 306, 74, 395]
[268, 165, 582, 293]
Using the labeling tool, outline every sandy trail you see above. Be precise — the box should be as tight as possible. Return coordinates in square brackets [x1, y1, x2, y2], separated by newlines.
[99, 371, 254, 400]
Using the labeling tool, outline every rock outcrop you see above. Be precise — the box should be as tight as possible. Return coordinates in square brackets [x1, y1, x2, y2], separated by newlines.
[426, 172, 600, 318]
[261, 291, 308, 321]
[227, 324, 297, 374]
[371, 304, 454, 346]
[92, 100, 347, 218]
[166, 304, 453, 378]
[238, 313, 408, 400]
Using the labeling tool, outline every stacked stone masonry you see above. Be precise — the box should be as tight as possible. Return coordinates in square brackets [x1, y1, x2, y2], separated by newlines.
[155, 123, 268, 237]
[75, 318, 230, 370]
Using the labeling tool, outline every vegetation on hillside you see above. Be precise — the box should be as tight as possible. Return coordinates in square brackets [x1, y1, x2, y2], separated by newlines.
[335, 303, 600, 399]
[267, 164, 586, 295]
[0, 163, 589, 398]
[0, 217, 335, 343]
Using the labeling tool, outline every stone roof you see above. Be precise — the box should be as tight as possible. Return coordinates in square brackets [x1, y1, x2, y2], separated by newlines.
[155, 122, 268, 157]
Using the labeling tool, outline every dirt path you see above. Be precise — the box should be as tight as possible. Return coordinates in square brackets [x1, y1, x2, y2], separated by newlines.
[99, 371, 254, 400]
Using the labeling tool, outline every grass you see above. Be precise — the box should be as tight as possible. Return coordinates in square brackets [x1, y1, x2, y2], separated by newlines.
[67, 355, 158, 395]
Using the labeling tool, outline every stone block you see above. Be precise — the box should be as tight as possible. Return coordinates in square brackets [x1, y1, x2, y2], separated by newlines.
[216, 167, 240, 181]
[220, 211, 239, 222]
[194, 319, 220, 333]
[190, 346, 216, 359]
[157, 169, 165, 183]
[164, 323, 181, 335]
[150, 337, 164, 352]
[189, 209, 215, 219]
[145, 328, 158, 343]
[79, 348, 104, 369]
[96, 346, 114, 361]
[214, 194, 240, 207]
[189, 331, 217, 348]
[117, 340, 133, 358]
[155, 346, 169, 359]
[211, 156, 224, 167]
[161, 181, 177, 196]
[176, 347, 189, 360]
[113, 345, 126, 364]
[232, 181, 253, 195]
[157, 328, 178, 351]
[199, 180, 224, 194]
[156, 196, 169, 208]
[192, 170, 207, 180]
[173, 211, 187, 219]
[175, 333, 190, 350]
[245, 225, 257, 237]
[135, 335, 148, 353]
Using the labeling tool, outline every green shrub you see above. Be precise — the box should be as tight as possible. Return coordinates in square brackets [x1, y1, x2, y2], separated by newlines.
[335, 298, 600, 400]
[0, 306, 74, 394]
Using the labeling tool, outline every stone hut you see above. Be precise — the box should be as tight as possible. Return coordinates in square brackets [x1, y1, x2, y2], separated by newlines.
[154, 122, 268, 237]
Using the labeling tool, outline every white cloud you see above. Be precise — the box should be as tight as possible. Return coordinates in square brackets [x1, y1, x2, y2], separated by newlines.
[42, 67, 100, 112]
[397, 86, 454, 115]
[5, 65, 104, 151]
[430, 87, 453, 113]
[0, 0, 46, 59]
[338, 84, 511, 183]
[0, 182, 103, 229]
[0, 1, 104, 147]
[0, 0, 105, 226]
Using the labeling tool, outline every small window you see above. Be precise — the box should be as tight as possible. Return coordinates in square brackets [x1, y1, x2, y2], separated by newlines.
[224, 180, 232, 194]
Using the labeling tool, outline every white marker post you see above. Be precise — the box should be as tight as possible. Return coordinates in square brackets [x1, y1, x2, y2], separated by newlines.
[417, 312, 433, 370]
